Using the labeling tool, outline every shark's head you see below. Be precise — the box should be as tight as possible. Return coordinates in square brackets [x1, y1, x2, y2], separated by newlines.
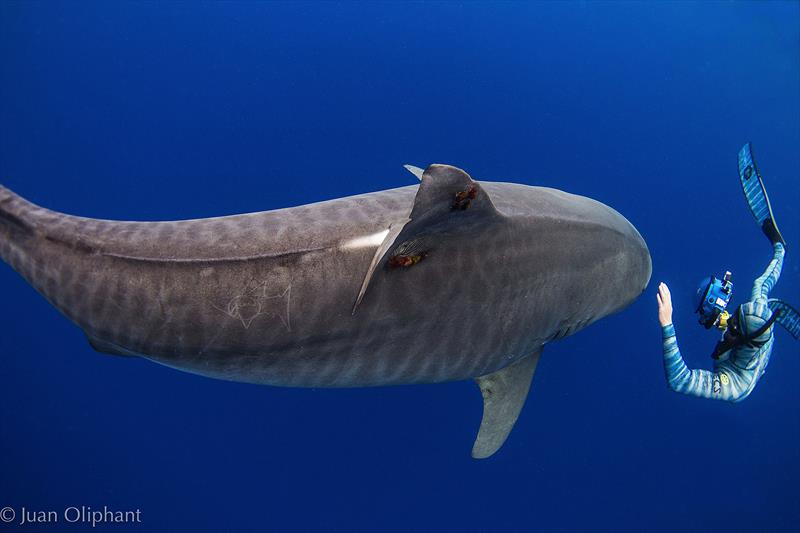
[490, 181, 652, 328]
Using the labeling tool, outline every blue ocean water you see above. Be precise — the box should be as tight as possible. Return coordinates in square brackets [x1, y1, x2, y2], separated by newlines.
[0, 2, 798, 532]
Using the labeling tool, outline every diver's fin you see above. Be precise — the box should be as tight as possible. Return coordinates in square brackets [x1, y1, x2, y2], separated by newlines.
[767, 299, 800, 340]
[86, 335, 137, 357]
[472, 350, 541, 459]
[352, 164, 502, 313]
[403, 164, 425, 181]
[738, 143, 787, 246]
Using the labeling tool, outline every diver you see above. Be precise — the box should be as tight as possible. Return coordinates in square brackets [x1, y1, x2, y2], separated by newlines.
[656, 143, 799, 401]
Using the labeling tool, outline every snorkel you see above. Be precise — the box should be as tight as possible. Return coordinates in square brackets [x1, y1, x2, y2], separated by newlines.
[695, 271, 734, 330]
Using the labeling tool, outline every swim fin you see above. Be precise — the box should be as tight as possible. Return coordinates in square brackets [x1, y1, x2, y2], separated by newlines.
[768, 299, 800, 340]
[738, 143, 786, 246]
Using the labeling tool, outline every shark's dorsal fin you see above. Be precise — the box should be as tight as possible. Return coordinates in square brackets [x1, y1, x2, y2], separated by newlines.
[352, 164, 501, 314]
[472, 350, 541, 459]
[410, 164, 498, 220]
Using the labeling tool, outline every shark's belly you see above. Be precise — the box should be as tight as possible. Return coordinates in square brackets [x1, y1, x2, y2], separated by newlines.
[89, 231, 542, 387]
[131, 250, 539, 387]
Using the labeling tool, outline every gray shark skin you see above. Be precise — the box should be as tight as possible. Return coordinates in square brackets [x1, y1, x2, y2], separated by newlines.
[0, 165, 651, 458]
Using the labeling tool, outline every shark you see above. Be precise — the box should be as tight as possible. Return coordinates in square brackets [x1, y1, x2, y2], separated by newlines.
[0, 164, 651, 458]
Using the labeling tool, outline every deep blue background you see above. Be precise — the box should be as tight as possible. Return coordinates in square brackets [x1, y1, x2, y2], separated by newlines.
[1, 2, 798, 532]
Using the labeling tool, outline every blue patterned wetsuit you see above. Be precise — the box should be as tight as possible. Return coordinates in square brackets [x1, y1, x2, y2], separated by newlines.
[662, 243, 785, 402]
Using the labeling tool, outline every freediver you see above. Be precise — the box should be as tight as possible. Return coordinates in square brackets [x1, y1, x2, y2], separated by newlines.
[656, 143, 799, 401]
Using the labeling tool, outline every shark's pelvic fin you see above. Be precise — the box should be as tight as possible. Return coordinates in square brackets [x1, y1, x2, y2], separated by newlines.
[472, 349, 541, 459]
[352, 164, 502, 313]
[403, 164, 425, 181]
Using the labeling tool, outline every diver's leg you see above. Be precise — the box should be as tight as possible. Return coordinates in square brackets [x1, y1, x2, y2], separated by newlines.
[768, 299, 800, 340]
[751, 243, 785, 301]
[738, 143, 786, 246]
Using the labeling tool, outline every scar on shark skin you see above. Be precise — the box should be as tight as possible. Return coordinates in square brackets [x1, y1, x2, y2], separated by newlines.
[452, 186, 478, 211]
[388, 252, 426, 268]
[214, 280, 292, 331]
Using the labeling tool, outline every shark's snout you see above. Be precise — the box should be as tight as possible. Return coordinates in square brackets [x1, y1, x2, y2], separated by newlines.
[618, 222, 652, 311]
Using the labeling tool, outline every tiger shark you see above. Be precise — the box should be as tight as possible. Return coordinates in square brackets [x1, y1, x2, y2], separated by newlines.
[0, 164, 651, 458]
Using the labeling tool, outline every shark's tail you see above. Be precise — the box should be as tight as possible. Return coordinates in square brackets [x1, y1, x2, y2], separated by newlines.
[0, 186, 35, 229]
[0, 186, 42, 277]
[1, 187, 102, 336]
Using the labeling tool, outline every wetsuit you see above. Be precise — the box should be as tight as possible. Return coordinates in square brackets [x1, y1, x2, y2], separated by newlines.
[661, 242, 785, 401]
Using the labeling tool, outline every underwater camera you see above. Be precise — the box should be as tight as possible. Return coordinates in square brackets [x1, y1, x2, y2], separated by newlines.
[695, 271, 733, 329]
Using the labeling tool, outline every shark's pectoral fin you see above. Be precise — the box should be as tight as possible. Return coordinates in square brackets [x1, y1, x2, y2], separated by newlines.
[403, 164, 425, 180]
[352, 164, 502, 313]
[472, 349, 541, 459]
[352, 219, 410, 313]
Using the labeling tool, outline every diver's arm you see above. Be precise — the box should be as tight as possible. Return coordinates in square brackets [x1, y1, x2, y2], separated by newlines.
[661, 326, 750, 401]
[657, 283, 748, 402]
[661, 326, 738, 400]
[661, 324, 695, 393]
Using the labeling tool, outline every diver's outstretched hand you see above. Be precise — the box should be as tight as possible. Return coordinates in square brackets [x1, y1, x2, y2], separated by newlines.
[657, 282, 673, 327]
